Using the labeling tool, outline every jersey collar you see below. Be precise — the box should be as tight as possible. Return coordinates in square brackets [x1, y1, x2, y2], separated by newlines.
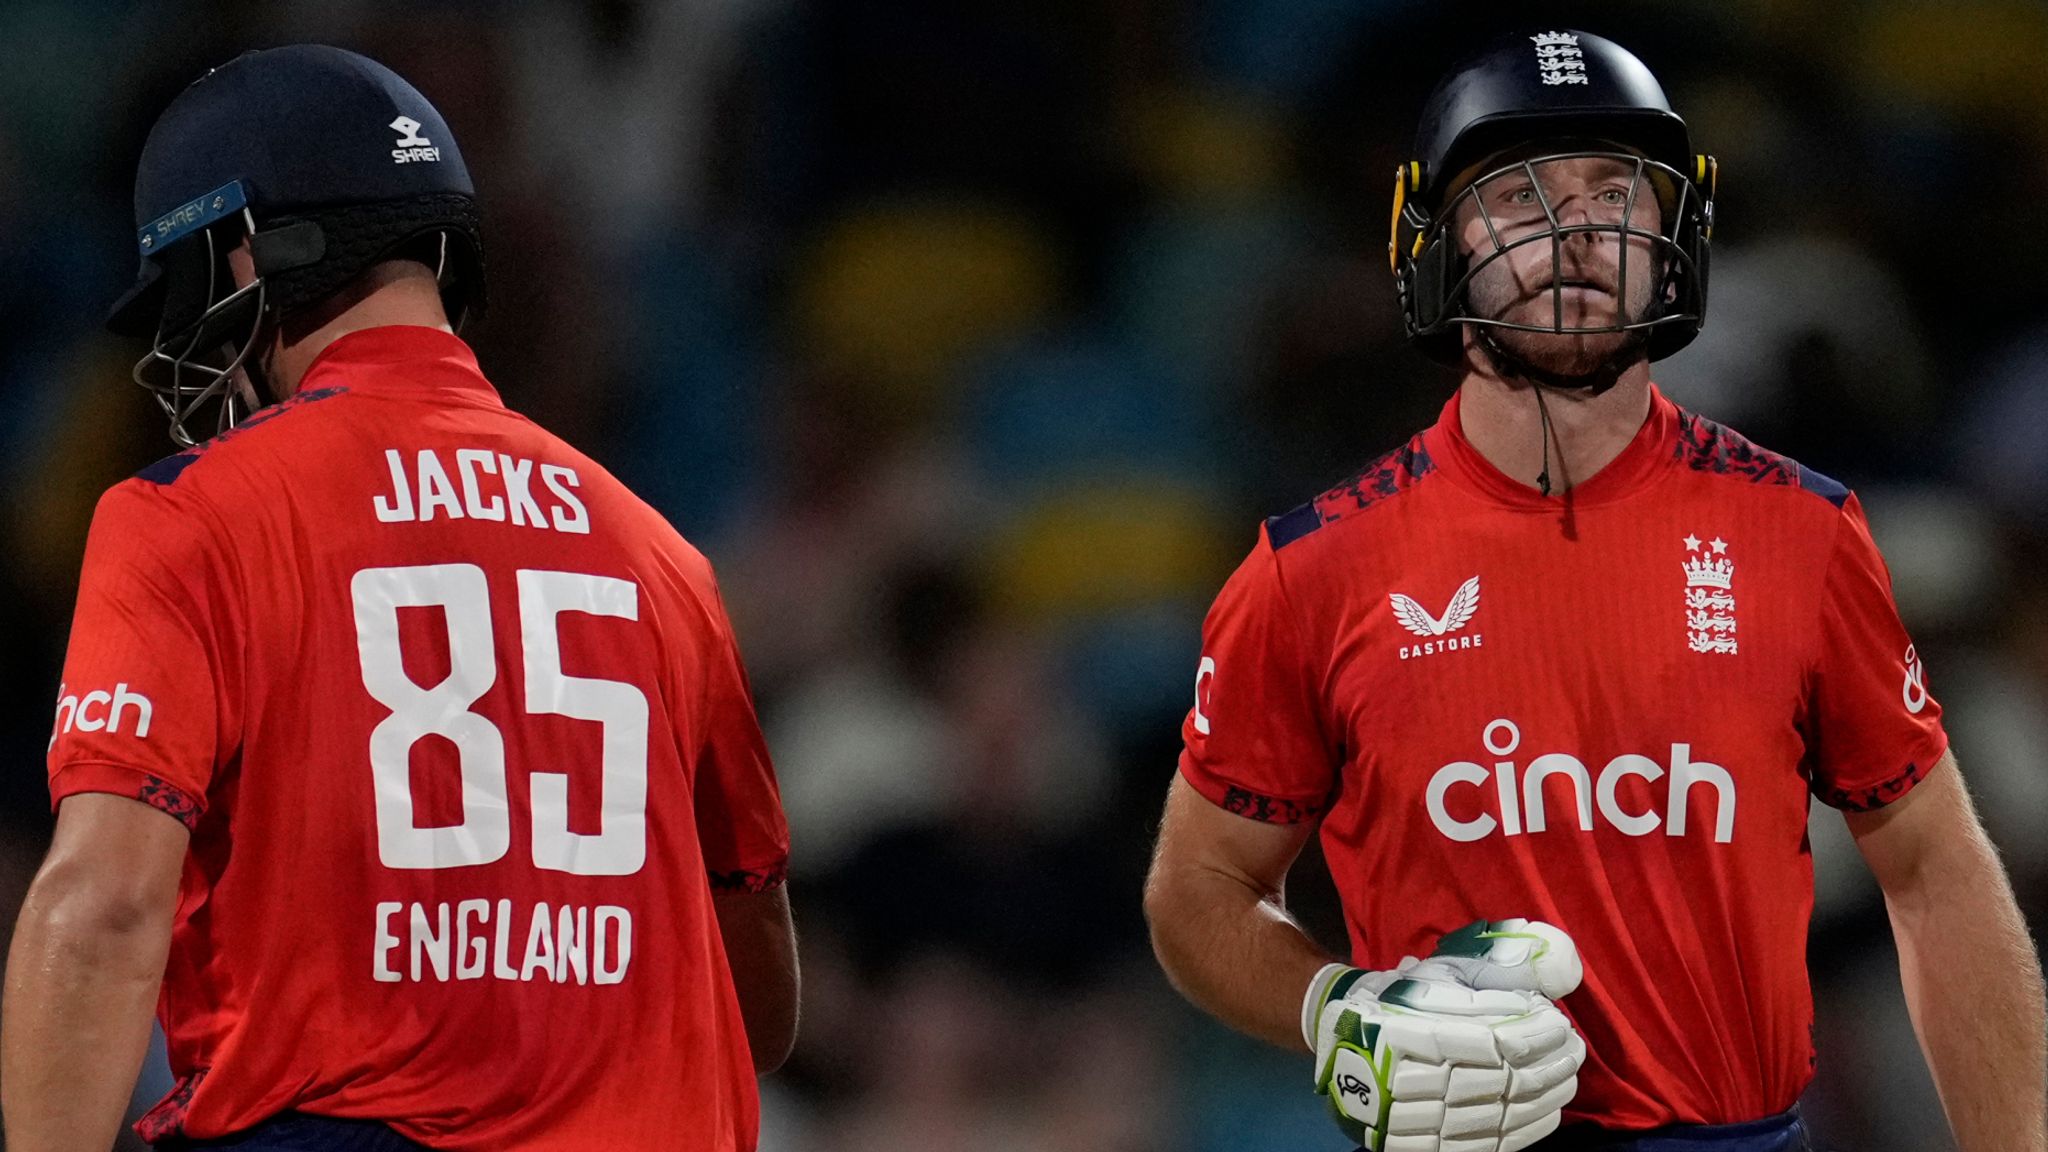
[295, 325, 501, 403]
[1424, 381, 1678, 511]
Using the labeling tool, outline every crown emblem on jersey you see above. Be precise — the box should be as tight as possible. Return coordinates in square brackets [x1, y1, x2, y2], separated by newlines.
[1682, 554, 1733, 590]
[1682, 535, 1737, 655]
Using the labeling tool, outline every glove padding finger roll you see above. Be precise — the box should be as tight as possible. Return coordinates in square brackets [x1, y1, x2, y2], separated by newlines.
[1498, 1109, 1563, 1152]
[1303, 919, 1587, 1152]
[1412, 918, 1583, 1000]
[1487, 1003, 1582, 1066]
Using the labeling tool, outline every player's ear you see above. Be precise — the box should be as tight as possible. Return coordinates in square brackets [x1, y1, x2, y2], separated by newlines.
[225, 233, 259, 292]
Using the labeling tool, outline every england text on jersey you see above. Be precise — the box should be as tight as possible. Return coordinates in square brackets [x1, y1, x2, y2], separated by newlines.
[371, 900, 631, 985]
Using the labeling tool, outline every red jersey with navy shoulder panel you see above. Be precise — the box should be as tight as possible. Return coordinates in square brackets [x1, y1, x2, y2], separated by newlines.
[48, 326, 789, 1151]
[1179, 384, 1947, 1130]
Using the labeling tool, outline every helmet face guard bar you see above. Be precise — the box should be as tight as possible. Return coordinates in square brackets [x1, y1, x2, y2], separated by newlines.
[131, 206, 269, 447]
[128, 205, 468, 447]
[1415, 151, 1701, 340]
[1395, 148, 1715, 364]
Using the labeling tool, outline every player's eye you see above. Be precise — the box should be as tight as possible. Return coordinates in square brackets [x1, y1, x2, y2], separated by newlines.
[1598, 187, 1631, 205]
[1499, 186, 1538, 206]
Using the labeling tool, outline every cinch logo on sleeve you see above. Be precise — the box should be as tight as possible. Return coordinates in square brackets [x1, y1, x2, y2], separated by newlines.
[1425, 718, 1736, 844]
[51, 683, 155, 747]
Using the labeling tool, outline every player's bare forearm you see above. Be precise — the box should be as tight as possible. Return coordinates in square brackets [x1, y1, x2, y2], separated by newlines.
[712, 883, 799, 1074]
[3, 795, 186, 1152]
[1848, 753, 2048, 1152]
[1887, 847, 2046, 1151]
[1884, 893, 2048, 1147]
[1143, 854, 1332, 1051]
[1143, 774, 1333, 1051]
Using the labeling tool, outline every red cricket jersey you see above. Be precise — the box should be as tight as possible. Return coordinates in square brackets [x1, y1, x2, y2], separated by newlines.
[1179, 384, 1947, 1130]
[48, 326, 789, 1150]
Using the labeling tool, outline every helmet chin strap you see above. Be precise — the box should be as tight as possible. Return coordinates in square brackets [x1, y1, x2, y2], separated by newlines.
[1472, 325, 1647, 498]
[239, 332, 278, 410]
[1473, 324, 1639, 396]
[1533, 378, 1555, 498]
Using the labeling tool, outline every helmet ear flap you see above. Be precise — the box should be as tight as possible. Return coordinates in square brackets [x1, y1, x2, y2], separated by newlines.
[1410, 229, 1469, 365]
[1639, 152, 1715, 360]
[1411, 229, 1453, 328]
[1695, 153, 1717, 240]
[250, 220, 326, 277]
[1388, 161, 1428, 274]
[1391, 160, 1466, 365]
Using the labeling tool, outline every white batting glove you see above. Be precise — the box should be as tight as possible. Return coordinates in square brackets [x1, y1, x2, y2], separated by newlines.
[1303, 919, 1588, 1152]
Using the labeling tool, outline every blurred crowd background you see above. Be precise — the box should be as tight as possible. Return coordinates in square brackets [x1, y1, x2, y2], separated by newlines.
[3, 1, 2046, 1149]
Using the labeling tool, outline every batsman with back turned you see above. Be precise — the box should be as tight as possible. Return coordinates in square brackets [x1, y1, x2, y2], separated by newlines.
[3, 46, 795, 1152]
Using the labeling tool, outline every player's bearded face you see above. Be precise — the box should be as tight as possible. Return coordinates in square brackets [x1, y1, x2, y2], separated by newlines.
[1453, 154, 1665, 380]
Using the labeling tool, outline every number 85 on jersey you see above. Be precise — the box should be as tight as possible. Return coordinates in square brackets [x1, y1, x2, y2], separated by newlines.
[352, 563, 650, 876]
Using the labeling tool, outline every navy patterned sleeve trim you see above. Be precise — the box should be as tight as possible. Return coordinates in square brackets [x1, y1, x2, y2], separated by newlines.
[1671, 408, 1850, 508]
[709, 865, 789, 894]
[1221, 786, 1324, 825]
[136, 1068, 207, 1143]
[1266, 434, 1436, 550]
[135, 774, 203, 831]
[1816, 759, 1931, 812]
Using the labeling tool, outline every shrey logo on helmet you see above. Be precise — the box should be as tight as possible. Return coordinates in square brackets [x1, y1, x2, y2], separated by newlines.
[389, 115, 441, 164]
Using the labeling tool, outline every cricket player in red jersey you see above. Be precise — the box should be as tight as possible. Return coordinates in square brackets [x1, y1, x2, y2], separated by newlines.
[2, 46, 796, 1152]
[1144, 29, 2047, 1152]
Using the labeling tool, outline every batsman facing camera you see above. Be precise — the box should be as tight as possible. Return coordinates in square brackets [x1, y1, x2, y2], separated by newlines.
[1305, 920, 1586, 1152]
[1145, 23, 2038, 1152]
[1390, 29, 1713, 388]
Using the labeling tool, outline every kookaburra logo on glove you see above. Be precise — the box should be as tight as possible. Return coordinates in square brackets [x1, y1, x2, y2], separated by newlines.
[1303, 919, 1587, 1152]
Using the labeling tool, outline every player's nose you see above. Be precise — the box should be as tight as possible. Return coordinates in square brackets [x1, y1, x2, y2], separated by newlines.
[1549, 192, 1605, 232]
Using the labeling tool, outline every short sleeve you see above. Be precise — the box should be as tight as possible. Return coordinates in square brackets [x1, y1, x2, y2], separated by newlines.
[693, 584, 790, 892]
[1804, 493, 1949, 811]
[1177, 524, 1336, 824]
[48, 482, 239, 830]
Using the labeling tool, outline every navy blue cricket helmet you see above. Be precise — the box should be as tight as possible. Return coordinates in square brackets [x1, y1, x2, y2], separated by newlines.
[1389, 30, 1716, 367]
[111, 45, 486, 444]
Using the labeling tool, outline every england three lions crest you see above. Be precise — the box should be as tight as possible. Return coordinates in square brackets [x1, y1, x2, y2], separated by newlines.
[1682, 534, 1737, 655]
